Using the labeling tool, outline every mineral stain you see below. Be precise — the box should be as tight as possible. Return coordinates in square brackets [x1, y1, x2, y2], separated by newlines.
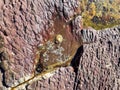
[34, 17, 80, 74]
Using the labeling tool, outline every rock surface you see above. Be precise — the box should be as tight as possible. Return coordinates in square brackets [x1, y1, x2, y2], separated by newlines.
[73, 26, 120, 90]
[25, 26, 120, 90]
[26, 66, 75, 90]
[0, 0, 119, 90]
[0, 0, 79, 87]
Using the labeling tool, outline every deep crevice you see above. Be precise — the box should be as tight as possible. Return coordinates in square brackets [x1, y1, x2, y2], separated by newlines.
[118, 58, 120, 67]
[71, 45, 84, 90]
[2, 71, 9, 88]
[71, 45, 83, 73]
[0, 53, 9, 88]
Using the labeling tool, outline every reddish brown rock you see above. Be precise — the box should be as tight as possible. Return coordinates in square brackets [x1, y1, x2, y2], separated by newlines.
[24, 26, 120, 90]
[26, 66, 75, 90]
[0, 0, 120, 90]
[0, 0, 80, 87]
[73, 26, 120, 90]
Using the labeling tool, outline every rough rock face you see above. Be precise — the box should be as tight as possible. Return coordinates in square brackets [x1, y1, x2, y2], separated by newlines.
[26, 66, 75, 90]
[0, 0, 120, 90]
[0, 0, 80, 87]
[73, 26, 120, 90]
[23, 26, 120, 90]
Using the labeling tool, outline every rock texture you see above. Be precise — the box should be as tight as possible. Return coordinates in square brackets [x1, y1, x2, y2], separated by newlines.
[25, 26, 120, 90]
[26, 66, 75, 90]
[0, 0, 120, 90]
[0, 0, 80, 88]
[74, 27, 120, 90]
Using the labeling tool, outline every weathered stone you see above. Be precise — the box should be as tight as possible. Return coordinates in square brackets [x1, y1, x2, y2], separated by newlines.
[0, 0, 119, 90]
[26, 66, 75, 90]
[73, 26, 120, 90]
[13, 26, 120, 90]
[0, 0, 80, 87]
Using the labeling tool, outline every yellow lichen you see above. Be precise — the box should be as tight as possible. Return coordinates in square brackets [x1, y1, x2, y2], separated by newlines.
[55, 34, 63, 44]
[79, 0, 120, 30]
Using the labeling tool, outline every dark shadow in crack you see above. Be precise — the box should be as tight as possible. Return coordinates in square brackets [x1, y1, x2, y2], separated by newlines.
[71, 45, 83, 90]
[1, 70, 9, 88]
[118, 58, 120, 67]
[71, 45, 83, 73]
[0, 52, 9, 88]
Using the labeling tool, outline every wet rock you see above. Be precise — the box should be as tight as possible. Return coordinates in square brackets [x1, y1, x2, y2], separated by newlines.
[0, 0, 119, 90]
[0, 0, 79, 87]
[18, 26, 120, 90]
[27, 26, 120, 90]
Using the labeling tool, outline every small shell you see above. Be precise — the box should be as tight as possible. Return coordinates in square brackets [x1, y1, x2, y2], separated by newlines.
[55, 34, 63, 44]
